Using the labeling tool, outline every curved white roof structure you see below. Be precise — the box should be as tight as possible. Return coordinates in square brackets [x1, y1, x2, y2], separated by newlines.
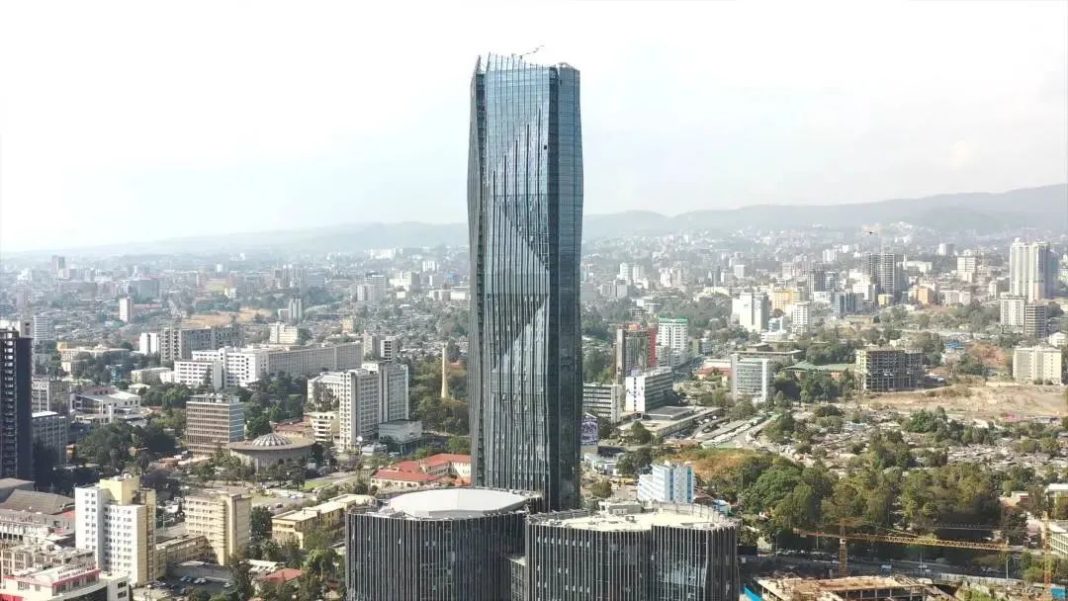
[383, 488, 533, 519]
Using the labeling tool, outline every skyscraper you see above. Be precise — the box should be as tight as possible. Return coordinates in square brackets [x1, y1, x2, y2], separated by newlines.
[467, 54, 583, 511]
[1010, 240, 1057, 302]
[866, 252, 905, 303]
[0, 329, 33, 480]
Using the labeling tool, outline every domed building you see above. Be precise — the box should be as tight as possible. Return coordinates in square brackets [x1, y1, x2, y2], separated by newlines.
[228, 433, 315, 470]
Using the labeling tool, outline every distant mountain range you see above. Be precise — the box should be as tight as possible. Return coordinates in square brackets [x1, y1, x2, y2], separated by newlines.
[23, 183, 1068, 256]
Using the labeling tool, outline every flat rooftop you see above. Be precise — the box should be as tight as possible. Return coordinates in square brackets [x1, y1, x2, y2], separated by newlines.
[532, 504, 732, 532]
[375, 488, 536, 520]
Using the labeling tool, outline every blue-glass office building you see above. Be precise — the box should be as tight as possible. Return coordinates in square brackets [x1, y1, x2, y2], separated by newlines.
[467, 54, 583, 511]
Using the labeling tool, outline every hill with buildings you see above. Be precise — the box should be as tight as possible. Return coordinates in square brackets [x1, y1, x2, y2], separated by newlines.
[20, 183, 1066, 256]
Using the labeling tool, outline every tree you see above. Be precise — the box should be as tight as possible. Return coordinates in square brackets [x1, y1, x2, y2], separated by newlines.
[247, 414, 272, 438]
[589, 479, 612, 499]
[228, 555, 255, 601]
[251, 506, 273, 541]
[629, 422, 653, 445]
[616, 447, 654, 478]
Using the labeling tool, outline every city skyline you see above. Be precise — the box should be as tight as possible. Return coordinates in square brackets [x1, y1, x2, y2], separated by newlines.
[1, 1, 1066, 252]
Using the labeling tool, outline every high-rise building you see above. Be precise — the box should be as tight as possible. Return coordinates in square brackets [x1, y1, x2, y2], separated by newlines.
[467, 53, 583, 511]
[75, 474, 157, 585]
[1000, 294, 1026, 328]
[1013, 346, 1063, 384]
[637, 463, 696, 503]
[118, 297, 134, 323]
[184, 491, 251, 565]
[159, 325, 242, 362]
[865, 252, 905, 303]
[0, 329, 33, 480]
[731, 354, 773, 404]
[523, 502, 739, 601]
[732, 291, 770, 333]
[184, 394, 245, 456]
[138, 332, 160, 355]
[1010, 240, 1057, 302]
[657, 318, 689, 368]
[614, 325, 651, 381]
[1024, 303, 1050, 339]
[807, 265, 828, 293]
[310, 369, 380, 449]
[788, 301, 812, 334]
[363, 361, 409, 423]
[31, 411, 68, 465]
[31, 314, 53, 345]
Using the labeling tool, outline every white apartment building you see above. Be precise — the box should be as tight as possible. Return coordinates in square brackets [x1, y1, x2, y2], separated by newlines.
[732, 291, 770, 333]
[118, 297, 134, 323]
[190, 347, 268, 388]
[1013, 346, 1063, 384]
[309, 369, 380, 449]
[173, 360, 225, 390]
[363, 361, 409, 422]
[624, 367, 674, 413]
[731, 354, 773, 404]
[788, 301, 812, 334]
[1010, 240, 1057, 302]
[268, 322, 300, 345]
[1000, 295, 1026, 328]
[657, 318, 689, 368]
[637, 463, 696, 504]
[138, 332, 160, 355]
[75, 475, 156, 586]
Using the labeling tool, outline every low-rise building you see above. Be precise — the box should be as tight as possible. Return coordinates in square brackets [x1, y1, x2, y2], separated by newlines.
[0, 560, 129, 601]
[637, 463, 696, 504]
[583, 383, 625, 423]
[30, 378, 68, 413]
[272, 494, 373, 549]
[377, 419, 423, 445]
[228, 433, 315, 470]
[624, 367, 674, 414]
[129, 367, 172, 385]
[155, 534, 209, 568]
[304, 411, 338, 445]
[0, 543, 94, 579]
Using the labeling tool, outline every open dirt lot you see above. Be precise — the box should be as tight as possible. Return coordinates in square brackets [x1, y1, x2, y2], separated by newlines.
[184, 308, 270, 328]
[858, 383, 1067, 421]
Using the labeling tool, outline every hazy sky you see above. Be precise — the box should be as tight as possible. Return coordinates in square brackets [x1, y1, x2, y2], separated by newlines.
[1, 1, 1065, 252]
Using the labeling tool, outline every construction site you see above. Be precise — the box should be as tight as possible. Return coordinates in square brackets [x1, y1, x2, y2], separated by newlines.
[754, 576, 953, 601]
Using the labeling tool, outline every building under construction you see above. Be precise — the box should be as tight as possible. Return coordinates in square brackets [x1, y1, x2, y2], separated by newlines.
[755, 576, 953, 601]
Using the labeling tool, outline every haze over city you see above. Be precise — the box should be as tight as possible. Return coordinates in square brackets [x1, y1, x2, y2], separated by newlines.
[1, 0, 1066, 252]
[1, 3, 1068, 601]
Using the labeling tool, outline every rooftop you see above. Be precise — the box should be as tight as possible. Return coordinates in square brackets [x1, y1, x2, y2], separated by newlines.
[229, 433, 315, 451]
[0, 490, 74, 514]
[274, 494, 374, 523]
[376, 488, 535, 519]
[530, 503, 732, 532]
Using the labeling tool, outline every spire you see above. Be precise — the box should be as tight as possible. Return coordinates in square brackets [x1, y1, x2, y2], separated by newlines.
[440, 342, 450, 400]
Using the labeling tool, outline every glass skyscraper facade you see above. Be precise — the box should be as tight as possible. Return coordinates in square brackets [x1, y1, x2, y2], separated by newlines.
[467, 54, 583, 511]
